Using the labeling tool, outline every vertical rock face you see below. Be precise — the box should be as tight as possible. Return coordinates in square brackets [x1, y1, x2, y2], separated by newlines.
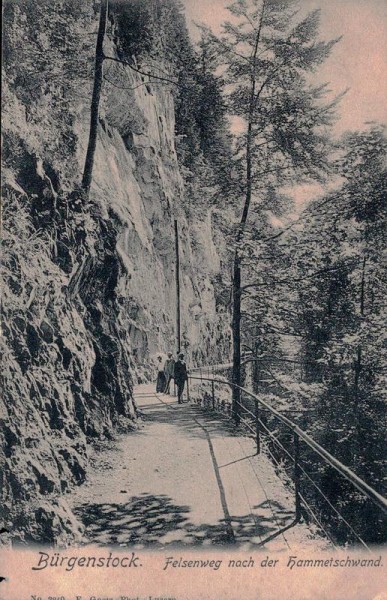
[84, 57, 231, 370]
[1, 16, 230, 543]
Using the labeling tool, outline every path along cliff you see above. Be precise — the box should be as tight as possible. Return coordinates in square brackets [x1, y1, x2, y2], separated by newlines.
[1, 3, 230, 544]
[69, 385, 330, 550]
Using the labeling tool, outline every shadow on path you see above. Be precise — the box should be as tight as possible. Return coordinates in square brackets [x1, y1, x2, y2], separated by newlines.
[139, 401, 240, 441]
[74, 493, 294, 548]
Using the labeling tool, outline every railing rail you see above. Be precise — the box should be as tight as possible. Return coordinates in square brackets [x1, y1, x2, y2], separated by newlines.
[188, 373, 387, 548]
[189, 374, 387, 512]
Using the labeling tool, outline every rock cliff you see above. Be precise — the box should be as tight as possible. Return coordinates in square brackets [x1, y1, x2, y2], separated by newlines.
[1, 4, 230, 545]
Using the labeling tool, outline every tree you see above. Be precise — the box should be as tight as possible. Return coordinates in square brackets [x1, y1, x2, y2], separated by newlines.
[3, 0, 94, 180]
[83, 0, 231, 198]
[82, 0, 177, 198]
[234, 125, 386, 543]
[81, 0, 108, 195]
[275, 125, 387, 543]
[206, 0, 340, 421]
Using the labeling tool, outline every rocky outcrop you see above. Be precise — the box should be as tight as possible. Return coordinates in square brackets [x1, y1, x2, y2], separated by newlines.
[1, 11, 230, 545]
[84, 52, 231, 368]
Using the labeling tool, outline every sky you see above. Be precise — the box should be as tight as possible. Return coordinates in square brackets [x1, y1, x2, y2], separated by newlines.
[182, 0, 387, 135]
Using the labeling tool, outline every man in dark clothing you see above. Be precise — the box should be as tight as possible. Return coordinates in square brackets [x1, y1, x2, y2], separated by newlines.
[174, 352, 188, 404]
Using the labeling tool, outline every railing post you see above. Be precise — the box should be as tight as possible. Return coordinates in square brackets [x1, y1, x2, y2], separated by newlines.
[211, 380, 215, 410]
[254, 399, 260, 455]
[294, 432, 301, 523]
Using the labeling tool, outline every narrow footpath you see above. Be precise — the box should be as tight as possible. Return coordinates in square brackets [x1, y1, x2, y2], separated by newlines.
[70, 384, 330, 550]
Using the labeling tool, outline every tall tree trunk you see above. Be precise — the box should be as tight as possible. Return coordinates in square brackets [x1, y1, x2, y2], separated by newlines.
[231, 1, 266, 421]
[81, 0, 108, 196]
[354, 255, 366, 392]
[231, 131, 252, 422]
[354, 255, 366, 468]
[253, 334, 260, 394]
[232, 255, 242, 422]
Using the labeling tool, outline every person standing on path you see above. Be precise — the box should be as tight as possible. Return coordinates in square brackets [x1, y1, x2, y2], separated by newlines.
[163, 352, 175, 394]
[155, 355, 166, 393]
[174, 352, 188, 404]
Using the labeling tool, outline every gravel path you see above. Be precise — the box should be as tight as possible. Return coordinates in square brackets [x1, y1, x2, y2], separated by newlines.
[70, 384, 331, 550]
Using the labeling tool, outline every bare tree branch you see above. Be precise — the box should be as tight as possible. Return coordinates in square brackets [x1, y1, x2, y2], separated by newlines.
[103, 55, 177, 86]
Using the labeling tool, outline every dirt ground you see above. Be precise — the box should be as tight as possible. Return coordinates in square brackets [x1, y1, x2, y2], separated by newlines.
[69, 384, 331, 551]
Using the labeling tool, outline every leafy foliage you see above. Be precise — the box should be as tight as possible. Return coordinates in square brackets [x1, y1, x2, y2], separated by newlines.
[204, 0, 341, 203]
[3, 0, 94, 179]
[241, 125, 387, 544]
[3, 0, 385, 547]
[109, 0, 233, 190]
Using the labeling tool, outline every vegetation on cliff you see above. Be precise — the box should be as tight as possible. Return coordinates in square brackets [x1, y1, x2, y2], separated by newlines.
[1, 0, 385, 547]
[203, 0, 386, 543]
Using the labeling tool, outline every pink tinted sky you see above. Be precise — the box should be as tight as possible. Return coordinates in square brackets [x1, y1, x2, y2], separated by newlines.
[183, 0, 387, 135]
